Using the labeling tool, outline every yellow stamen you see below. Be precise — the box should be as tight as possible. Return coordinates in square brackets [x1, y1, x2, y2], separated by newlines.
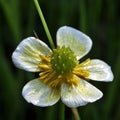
[79, 58, 90, 66]
[39, 64, 51, 70]
[65, 73, 79, 86]
[38, 55, 90, 89]
[39, 54, 51, 63]
[73, 58, 90, 79]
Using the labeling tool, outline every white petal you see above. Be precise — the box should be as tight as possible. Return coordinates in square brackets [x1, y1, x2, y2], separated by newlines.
[12, 37, 52, 72]
[57, 26, 92, 60]
[22, 78, 60, 107]
[61, 76, 103, 108]
[83, 59, 114, 81]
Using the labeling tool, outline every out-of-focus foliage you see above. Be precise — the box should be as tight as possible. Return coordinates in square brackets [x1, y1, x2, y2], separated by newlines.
[0, 0, 120, 120]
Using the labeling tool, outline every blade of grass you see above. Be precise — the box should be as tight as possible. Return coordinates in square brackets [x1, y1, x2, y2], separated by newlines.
[79, 0, 87, 32]
[45, 105, 57, 120]
[0, 0, 21, 43]
[0, 45, 23, 120]
[58, 101, 65, 120]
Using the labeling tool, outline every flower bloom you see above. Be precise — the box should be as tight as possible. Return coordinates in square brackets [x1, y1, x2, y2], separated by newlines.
[12, 26, 113, 107]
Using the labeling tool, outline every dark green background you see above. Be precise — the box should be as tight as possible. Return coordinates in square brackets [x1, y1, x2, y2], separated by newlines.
[0, 0, 120, 120]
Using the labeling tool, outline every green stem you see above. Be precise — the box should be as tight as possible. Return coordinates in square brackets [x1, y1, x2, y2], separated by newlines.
[71, 108, 81, 120]
[34, 0, 55, 49]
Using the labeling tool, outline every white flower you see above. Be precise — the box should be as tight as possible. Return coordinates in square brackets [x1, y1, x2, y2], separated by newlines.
[12, 26, 114, 107]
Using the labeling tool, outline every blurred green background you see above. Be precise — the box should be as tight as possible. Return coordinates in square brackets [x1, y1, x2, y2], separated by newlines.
[0, 0, 120, 120]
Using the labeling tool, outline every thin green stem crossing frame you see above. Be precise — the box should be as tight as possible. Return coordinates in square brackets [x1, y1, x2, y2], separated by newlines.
[34, 0, 55, 49]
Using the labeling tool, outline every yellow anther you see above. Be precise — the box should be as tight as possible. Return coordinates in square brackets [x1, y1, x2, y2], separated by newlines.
[40, 55, 51, 63]
[39, 64, 50, 70]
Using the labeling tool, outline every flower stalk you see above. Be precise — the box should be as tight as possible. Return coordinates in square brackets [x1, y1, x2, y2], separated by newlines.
[71, 108, 81, 120]
[34, 0, 55, 49]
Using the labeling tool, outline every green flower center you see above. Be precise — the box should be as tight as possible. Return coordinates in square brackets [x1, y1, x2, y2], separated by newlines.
[51, 46, 78, 74]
